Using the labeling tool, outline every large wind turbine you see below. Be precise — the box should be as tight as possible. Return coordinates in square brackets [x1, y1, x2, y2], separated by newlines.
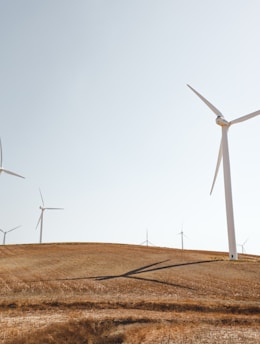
[187, 84, 260, 260]
[0, 138, 25, 179]
[36, 189, 63, 244]
[0, 226, 20, 245]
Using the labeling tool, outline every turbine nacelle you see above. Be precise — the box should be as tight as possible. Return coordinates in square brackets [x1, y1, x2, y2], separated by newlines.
[216, 116, 229, 127]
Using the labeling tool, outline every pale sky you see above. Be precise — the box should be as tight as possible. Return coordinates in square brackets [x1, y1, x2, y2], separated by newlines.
[0, 0, 260, 255]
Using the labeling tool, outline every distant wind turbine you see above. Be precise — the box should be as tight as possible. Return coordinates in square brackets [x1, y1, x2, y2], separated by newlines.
[178, 225, 188, 250]
[188, 84, 260, 260]
[140, 229, 154, 246]
[238, 238, 248, 254]
[36, 189, 63, 244]
[0, 138, 25, 179]
[0, 226, 21, 245]
[178, 229, 184, 250]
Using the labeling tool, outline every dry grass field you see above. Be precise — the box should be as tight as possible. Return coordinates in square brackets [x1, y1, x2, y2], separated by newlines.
[0, 243, 259, 343]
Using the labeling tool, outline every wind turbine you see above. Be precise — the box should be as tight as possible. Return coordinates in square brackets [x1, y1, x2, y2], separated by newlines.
[140, 229, 154, 246]
[187, 84, 260, 260]
[178, 224, 188, 250]
[238, 238, 248, 254]
[36, 189, 63, 244]
[0, 138, 25, 179]
[0, 226, 21, 245]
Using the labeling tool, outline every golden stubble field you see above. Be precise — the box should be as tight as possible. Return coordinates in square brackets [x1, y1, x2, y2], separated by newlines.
[0, 243, 259, 343]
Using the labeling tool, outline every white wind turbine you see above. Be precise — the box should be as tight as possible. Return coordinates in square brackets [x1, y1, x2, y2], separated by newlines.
[36, 189, 63, 244]
[187, 84, 260, 260]
[178, 229, 185, 250]
[140, 229, 154, 246]
[177, 223, 189, 250]
[0, 138, 25, 179]
[238, 238, 248, 254]
[0, 226, 21, 245]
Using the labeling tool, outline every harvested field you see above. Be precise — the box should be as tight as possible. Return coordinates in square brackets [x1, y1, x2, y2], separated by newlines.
[0, 243, 259, 343]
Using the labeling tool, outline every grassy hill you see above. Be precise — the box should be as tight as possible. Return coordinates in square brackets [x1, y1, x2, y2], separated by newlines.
[0, 243, 259, 343]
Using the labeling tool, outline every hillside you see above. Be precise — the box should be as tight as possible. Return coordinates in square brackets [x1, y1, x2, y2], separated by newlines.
[0, 243, 259, 343]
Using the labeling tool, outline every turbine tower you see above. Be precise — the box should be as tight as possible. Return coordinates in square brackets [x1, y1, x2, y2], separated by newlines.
[178, 229, 184, 250]
[0, 226, 20, 245]
[0, 138, 25, 179]
[36, 189, 63, 244]
[178, 224, 188, 250]
[188, 84, 260, 260]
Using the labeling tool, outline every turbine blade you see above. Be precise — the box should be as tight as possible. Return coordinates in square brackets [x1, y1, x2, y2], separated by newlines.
[36, 214, 42, 230]
[45, 207, 64, 210]
[0, 138, 2, 168]
[0, 228, 4, 233]
[243, 238, 249, 245]
[187, 84, 223, 117]
[1, 168, 25, 178]
[210, 140, 223, 195]
[230, 110, 260, 125]
[7, 225, 21, 233]
[39, 189, 44, 207]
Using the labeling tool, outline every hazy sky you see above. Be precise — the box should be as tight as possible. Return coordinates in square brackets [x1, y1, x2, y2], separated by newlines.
[1, 0, 260, 255]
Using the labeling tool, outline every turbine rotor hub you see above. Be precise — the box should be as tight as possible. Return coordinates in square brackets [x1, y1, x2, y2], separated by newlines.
[216, 116, 229, 127]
